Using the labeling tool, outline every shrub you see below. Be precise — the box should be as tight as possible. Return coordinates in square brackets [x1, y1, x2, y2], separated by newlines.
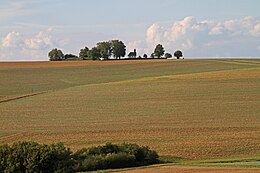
[120, 143, 159, 164]
[0, 142, 159, 172]
[74, 143, 159, 171]
[165, 53, 172, 58]
[0, 142, 74, 173]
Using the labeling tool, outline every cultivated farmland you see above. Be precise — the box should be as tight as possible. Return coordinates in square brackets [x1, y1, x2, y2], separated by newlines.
[0, 59, 260, 163]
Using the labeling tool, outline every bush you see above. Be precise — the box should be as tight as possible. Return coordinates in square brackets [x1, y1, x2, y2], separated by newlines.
[78, 153, 136, 171]
[120, 143, 159, 164]
[165, 53, 172, 58]
[0, 142, 74, 173]
[74, 143, 159, 171]
[0, 142, 159, 172]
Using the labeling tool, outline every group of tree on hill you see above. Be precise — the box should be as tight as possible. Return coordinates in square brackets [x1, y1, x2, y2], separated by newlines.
[48, 40, 183, 61]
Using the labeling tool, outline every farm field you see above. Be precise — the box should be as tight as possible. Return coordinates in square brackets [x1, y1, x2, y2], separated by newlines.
[115, 165, 260, 173]
[0, 59, 260, 163]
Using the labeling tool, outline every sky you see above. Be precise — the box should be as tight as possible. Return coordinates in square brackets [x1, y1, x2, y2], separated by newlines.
[0, 0, 260, 61]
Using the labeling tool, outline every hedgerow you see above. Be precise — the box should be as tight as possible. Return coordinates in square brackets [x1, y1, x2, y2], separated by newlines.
[0, 142, 159, 172]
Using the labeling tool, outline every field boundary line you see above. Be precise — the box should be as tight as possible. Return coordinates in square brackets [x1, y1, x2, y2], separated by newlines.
[0, 133, 26, 142]
[210, 59, 260, 66]
[0, 92, 47, 104]
[76, 67, 260, 88]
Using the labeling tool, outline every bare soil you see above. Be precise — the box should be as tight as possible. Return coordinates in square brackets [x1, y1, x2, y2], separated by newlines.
[115, 166, 260, 173]
[0, 59, 166, 69]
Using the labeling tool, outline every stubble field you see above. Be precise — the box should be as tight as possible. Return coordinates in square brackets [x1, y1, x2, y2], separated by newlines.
[0, 59, 260, 167]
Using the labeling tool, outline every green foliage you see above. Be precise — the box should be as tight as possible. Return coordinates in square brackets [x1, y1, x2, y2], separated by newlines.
[64, 54, 78, 60]
[0, 142, 159, 172]
[97, 41, 112, 60]
[0, 142, 74, 173]
[143, 54, 148, 58]
[151, 53, 155, 58]
[111, 40, 126, 59]
[48, 48, 64, 61]
[48, 40, 132, 61]
[78, 153, 136, 171]
[165, 53, 172, 58]
[79, 47, 89, 60]
[88, 47, 101, 60]
[120, 143, 159, 164]
[0, 145, 9, 172]
[74, 143, 159, 171]
[174, 50, 183, 59]
[154, 44, 165, 58]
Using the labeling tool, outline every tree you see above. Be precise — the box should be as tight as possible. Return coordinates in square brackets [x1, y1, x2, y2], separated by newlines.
[65, 54, 78, 60]
[110, 40, 126, 59]
[79, 47, 89, 60]
[165, 53, 172, 59]
[87, 47, 101, 60]
[96, 41, 112, 60]
[153, 44, 165, 58]
[0, 142, 74, 173]
[174, 50, 183, 59]
[74, 143, 159, 171]
[48, 48, 64, 61]
[150, 53, 154, 58]
[143, 54, 148, 58]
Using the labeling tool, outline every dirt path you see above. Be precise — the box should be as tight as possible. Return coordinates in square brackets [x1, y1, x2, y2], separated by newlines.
[115, 166, 260, 173]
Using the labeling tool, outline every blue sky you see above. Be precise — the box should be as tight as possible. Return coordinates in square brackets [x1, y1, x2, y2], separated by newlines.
[0, 0, 259, 61]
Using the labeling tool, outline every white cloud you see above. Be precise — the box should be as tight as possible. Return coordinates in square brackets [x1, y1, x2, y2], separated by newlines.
[146, 23, 164, 46]
[25, 30, 54, 49]
[0, 29, 58, 61]
[127, 40, 151, 57]
[144, 16, 260, 57]
[2, 32, 22, 48]
[252, 23, 260, 36]
[0, 26, 114, 61]
[1, 16, 260, 61]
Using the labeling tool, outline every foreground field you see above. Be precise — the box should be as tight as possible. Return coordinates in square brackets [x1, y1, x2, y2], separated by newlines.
[0, 59, 260, 161]
[115, 165, 260, 173]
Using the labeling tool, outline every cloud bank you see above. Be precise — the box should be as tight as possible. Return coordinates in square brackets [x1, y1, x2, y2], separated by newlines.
[0, 29, 60, 61]
[1, 16, 260, 61]
[142, 16, 260, 57]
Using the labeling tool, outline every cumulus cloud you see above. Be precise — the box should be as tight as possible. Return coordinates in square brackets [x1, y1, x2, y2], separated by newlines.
[2, 32, 23, 48]
[25, 30, 54, 49]
[127, 40, 151, 56]
[252, 23, 260, 36]
[0, 29, 57, 61]
[144, 16, 260, 57]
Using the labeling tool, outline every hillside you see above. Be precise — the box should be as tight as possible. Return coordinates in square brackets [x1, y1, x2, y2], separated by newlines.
[0, 59, 260, 160]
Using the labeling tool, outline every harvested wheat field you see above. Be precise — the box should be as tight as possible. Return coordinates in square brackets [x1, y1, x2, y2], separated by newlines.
[0, 59, 260, 163]
[0, 59, 162, 69]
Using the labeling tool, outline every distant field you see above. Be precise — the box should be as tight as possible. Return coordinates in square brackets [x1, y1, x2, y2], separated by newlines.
[0, 59, 260, 161]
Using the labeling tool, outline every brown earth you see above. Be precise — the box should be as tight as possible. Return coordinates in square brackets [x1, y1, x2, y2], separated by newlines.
[115, 166, 260, 173]
[0, 59, 259, 160]
[0, 59, 167, 69]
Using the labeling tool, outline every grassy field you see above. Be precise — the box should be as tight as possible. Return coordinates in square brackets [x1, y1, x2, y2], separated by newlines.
[0, 59, 260, 163]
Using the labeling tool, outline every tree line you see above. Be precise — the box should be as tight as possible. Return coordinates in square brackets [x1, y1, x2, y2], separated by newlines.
[48, 40, 183, 61]
[0, 141, 159, 173]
